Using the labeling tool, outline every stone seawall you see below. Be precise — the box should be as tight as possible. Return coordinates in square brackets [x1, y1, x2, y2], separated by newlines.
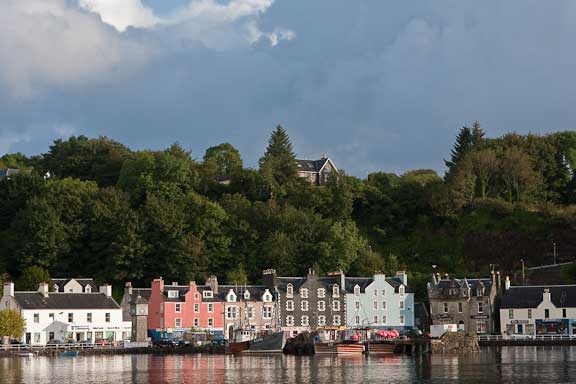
[431, 332, 479, 353]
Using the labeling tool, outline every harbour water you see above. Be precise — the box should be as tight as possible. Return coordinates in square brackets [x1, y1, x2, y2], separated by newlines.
[1, 347, 576, 383]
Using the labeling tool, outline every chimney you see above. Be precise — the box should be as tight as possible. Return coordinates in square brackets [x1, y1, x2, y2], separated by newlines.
[38, 283, 49, 298]
[3, 281, 14, 298]
[205, 275, 218, 294]
[496, 272, 501, 291]
[152, 278, 164, 294]
[543, 288, 551, 302]
[505, 276, 511, 291]
[125, 282, 133, 296]
[172, 282, 178, 286]
[262, 269, 277, 289]
[444, 273, 449, 279]
[99, 284, 112, 298]
[327, 270, 345, 289]
[395, 271, 408, 286]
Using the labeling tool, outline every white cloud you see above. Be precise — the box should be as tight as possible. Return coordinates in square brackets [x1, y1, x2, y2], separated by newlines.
[0, 131, 31, 155]
[245, 21, 295, 46]
[0, 0, 150, 99]
[78, 0, 160, 32]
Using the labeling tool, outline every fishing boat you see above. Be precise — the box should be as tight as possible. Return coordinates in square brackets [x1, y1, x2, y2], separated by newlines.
[335, 340, 365, 355]
[59, 351, 79, 357]
[364, 340, 396, 355]
[227, 329, 255, 354]
[314, 341, 338, 355]
[244, 331, 286, 353]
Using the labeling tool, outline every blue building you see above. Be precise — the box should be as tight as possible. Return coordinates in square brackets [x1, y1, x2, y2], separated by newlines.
[344, 272, 414, 331]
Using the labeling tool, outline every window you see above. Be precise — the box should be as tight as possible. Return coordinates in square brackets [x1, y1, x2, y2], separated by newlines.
[34, 333, 41, 344]
[332, 315, 341, 326]
[354, 286, 360, 295]
[333, 285, 340, 297]
[286, 316, 295, 326]
[208, 318, 214, 327]
[301, 301, 309, 311]
[244, 291, 251, 300]
[68, 313, 74, 323]
[509, 309, 514, 320]
[400, 315, 405, 324]
[478, 302, 484, 314]
[318, 301, 326, 311]
[227, 306, 237, 319]
[443, 303, 449, 313]
[545, 309, 550, 319]
[317, 288, 326, 298]
[33, 314, 39, 323]
[226, 291, 237, 302]
[208, 303, 214, 313]
[175, 304, 181, 313]
[247, 306, 254, 319]
[381, 290, 386, 297]
[105, 313, 110, 323]
[563, 308, 567, 318]
[373, 316, 379, 325]
[300, 288, 308, 298]
[399, 301, 405, 310]
[476, 320, 487, 334]
[374, 289, 378, 296]
[318, 315, 326, 326]
[194, 304, 199, 313]
[194, 318, 199, 327]
[286, 284, 293, 298]
[263, 306, 273, 319]
[203, 290, 213, 299]
[49, 332, 54, 341]
[286, 300, 294, 311]
[87, 313, 92, 323]
[175, 318, 182, 328]
[399, 286, 405, 296]
[85, 286, 91, 293]
[382, 301, 387, 310]
[194, 293, 200, 300]
[355, 315, 360, 325]
[332, 300, 341, 311]
[458, 303, 463, 313]
[355, 301, 360, 310]
[528, 309, 532, 319]
[301, 316, 309, 326]
[373, 301, 378, 310]
[168, 290, 179, 298]
[382, 316, 387, 324]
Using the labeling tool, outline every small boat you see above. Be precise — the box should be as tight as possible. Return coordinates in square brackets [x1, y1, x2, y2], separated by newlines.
[244, 331, 286, 353]
[16, 352, 36, 358]
[364, 340, 396, 355]
[336, 341, 365, 355]
[59, 351, 79, 357]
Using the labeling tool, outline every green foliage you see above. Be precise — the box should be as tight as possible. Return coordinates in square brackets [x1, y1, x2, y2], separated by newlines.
[259, 125, 298, 188]
[203, 143, 243, 177]
[15, 266, 51, 291]
[0, 310, 25, 340]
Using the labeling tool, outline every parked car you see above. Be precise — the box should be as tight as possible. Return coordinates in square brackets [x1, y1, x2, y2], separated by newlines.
[153, 338, 177, 348]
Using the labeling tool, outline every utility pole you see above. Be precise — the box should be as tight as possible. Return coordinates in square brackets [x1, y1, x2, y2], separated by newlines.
[553, 242, 557, 265]
[520, 259, 525, 286]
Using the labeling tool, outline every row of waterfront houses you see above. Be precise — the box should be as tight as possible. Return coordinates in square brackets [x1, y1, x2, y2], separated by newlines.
[1, 269, 415, 345]
[428, 271, 576, 337]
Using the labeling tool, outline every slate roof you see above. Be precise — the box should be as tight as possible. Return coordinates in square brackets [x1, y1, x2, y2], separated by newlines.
[162, 285, 191, 302]
[296, 158, 330, 172]
[501, 285, 576, 309]
[215, 285, 271, 302]
[127, 288, 152, 304]
[344, 277, 413, 293]
[434, 278, 493, 296]
[52, 278, 98, 292]
[14, 292, 120, 310]
[0, 168, 21, 178]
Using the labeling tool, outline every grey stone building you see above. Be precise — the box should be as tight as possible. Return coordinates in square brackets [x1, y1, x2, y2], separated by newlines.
[427, 272, 501, 334]
[296, 156, 338, 186]
[263, 269, 346, 337]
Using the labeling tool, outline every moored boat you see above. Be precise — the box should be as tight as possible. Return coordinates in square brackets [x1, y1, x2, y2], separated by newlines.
[364, 340, 396, 355]
[244, 331, 286, 353]
[59, 351, 79, 357]
[335, 341, 364, 355]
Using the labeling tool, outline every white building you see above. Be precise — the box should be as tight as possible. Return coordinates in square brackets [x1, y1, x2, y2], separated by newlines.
[52, 278, 98, 293]
[1, 282, 131, 345]
[500, 278, 576, 337]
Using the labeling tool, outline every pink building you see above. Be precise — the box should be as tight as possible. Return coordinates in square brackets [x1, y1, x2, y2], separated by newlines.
[147, 278, 224, 338]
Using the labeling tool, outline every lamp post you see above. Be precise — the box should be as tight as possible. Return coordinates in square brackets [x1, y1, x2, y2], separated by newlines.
[520, 259, 525, 286]
[553, 242, 557, 265]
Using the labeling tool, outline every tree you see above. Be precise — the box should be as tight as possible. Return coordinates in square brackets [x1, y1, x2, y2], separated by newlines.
[203, 143, 243, 177]
[0, 310, 25, 341]
[469, 149, 498, 199]
[259, 125, 298, 188]
[499, 147, 541, 202]
[15, 266, 51, 291]
[226, 263, 249, 285]
[445, 126, 473, 172]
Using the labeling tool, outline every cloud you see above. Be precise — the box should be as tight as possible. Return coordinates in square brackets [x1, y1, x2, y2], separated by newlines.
[0, 131, 32, 155]
[0, 0, 150, 99]
[79, 0, 160, 32]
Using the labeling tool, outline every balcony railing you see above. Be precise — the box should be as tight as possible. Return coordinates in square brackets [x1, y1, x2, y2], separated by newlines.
[477, 334, 576, 342]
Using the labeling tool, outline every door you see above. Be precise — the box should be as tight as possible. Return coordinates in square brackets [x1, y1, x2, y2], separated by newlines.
[25, 333, 31, 344]
[517, 324, 523, 334]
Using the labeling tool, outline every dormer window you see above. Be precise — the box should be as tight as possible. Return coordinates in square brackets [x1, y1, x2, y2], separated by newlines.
[244, 290, 251, 300]
[53, 284, 59, 292]
[168, 290, 179, 298]
[399, 286, 404, 296]
[262, 289, 272, 302]
[203, 291, 213, 299]
[85, 285, 91, 293]
[300, 288, 308, 298]
[333, 285, 340, 297]
[286, 284, 293, 298]
[354, 285, 360, 296]
[226, 289, 237, 302]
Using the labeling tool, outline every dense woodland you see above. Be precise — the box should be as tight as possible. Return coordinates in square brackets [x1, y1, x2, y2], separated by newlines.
[1, 124, 576, 300]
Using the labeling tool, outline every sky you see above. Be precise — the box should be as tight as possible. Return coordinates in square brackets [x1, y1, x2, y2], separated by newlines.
[1, 0, 576, 176]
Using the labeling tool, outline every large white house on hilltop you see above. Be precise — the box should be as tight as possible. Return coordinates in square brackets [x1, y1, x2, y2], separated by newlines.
[1, 281, 131, 345]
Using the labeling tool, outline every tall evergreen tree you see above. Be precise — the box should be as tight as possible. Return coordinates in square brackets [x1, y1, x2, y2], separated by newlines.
[259, 125, 298, 187]
[471, 121, 486, 147]
[445, 122, 485, 174]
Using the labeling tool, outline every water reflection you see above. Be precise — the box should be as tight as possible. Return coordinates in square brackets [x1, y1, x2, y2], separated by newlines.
[2, 347, 576, 383]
